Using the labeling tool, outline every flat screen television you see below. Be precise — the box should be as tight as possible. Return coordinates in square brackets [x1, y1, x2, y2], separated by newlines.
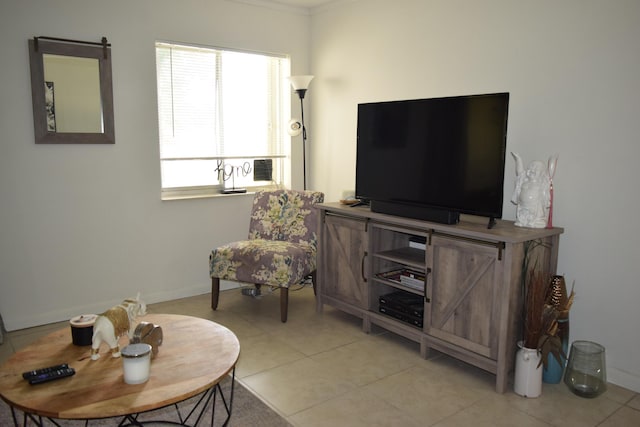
[355, 92, 509, 228]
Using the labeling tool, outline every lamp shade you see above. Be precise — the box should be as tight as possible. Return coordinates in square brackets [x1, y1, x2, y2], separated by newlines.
[289, 75, 314, 91]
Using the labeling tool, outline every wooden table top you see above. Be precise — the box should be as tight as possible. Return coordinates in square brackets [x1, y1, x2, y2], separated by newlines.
[0, 314, 240, 419]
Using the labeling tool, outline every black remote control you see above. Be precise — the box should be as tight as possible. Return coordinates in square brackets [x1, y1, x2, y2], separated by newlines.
[22, 363, 69, 380]
[27, 367, 75, 385]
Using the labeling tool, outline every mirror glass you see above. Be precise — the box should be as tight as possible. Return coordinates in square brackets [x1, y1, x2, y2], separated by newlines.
[43, 54, 103, 133]
[29, 37, 115, 144]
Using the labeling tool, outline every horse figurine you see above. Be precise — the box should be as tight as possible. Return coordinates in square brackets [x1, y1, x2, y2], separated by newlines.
[90, 294, 147, 360]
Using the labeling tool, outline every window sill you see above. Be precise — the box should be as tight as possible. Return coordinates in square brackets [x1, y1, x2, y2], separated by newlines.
[161, 184, 279, 201]
[162, 192, 255, 201]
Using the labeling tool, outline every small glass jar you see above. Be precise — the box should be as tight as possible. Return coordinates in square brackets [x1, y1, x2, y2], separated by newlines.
[121, 343, 152, 384]
[564, 340, 607, 398]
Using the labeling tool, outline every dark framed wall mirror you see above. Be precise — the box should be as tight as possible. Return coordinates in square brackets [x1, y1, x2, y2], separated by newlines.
[28, 36, 115, 144]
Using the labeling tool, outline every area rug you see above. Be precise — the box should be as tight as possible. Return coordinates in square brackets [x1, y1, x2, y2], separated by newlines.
[0, 376, 291, 426]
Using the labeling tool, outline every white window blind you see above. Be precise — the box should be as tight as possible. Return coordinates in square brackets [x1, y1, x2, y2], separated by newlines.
[155, 42, 289, 198]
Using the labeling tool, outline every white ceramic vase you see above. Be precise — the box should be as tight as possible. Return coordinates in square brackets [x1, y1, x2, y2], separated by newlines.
[514, 342, 542, 397]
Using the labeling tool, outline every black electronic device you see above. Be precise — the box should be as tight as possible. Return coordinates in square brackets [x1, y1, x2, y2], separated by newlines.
[355, 93, 509, 227]
[379, 305, 423, 328]
[379, 291, 424, 319]
[24, 366, 75, 385]
[22, 363, 69, 380]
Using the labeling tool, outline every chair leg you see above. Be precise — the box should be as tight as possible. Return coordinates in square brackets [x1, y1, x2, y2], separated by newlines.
[211, 277, 220, 310]
[280, 287, 289, 323]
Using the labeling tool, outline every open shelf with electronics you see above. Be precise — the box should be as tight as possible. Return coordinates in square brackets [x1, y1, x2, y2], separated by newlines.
[368, 223, 428, 330]
[317, 202, 563, 393]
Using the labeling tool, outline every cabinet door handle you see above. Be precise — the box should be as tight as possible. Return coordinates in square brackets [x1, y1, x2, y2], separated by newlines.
[424, 268, 431, 303]
[361, 251, 368, 282]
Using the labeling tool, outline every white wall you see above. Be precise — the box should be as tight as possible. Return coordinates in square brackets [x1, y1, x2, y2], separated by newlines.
[0, 1, 310, 327]
[3, 0, 639, 394]
[309, 0, 640, 392]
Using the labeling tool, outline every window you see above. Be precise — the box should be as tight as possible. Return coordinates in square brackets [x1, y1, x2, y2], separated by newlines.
[155, 42, 290, 199]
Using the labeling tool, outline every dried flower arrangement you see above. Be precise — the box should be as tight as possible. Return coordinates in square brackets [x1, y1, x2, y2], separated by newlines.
[522, 270, 575, 368]
[522, 270, 548, 349]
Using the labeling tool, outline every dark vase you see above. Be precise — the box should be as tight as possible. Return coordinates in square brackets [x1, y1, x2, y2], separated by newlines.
[543, 275, 570, 384]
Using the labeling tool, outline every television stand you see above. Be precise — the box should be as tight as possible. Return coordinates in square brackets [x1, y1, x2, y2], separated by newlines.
[316, 202, 564, 393]
[488, 217, 497, 229]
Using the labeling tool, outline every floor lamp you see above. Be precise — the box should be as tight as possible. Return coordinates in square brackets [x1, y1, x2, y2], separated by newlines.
[288, 75, 314, 190]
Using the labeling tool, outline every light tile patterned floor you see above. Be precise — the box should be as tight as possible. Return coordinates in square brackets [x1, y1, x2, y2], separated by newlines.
[2, 286, 639, 426]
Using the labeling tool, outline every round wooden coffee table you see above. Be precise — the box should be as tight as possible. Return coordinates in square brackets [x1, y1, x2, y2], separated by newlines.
[0, 314, 240, 425]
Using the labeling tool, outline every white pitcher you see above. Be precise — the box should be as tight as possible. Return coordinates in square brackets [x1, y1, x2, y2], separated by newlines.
[514, 342, 542, 397]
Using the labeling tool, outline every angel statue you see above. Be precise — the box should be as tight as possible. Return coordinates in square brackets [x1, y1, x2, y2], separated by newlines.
[511, 153, 552, 228]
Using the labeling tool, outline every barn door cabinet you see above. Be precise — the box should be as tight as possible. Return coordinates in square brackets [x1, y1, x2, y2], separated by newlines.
[316, 202, 563, 393]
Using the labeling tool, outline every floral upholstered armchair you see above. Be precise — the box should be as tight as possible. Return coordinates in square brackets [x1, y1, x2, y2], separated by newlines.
[209, 189, 324, 322]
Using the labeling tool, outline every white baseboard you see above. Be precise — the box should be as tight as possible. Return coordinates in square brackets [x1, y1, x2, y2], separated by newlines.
[4, 281, 239, 332]
[608, 366, 640, 393]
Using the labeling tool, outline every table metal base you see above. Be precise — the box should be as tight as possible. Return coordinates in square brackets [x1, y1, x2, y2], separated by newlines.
[9, 369, 235, 427]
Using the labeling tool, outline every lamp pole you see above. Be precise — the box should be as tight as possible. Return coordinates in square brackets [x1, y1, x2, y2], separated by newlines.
[289, 75, 314, 190]
[299, 95, 307, 190]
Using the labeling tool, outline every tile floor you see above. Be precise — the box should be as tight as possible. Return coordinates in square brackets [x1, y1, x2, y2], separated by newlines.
[2, 286, 639, 426]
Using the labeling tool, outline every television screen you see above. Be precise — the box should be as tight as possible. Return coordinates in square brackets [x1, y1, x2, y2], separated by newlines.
[355, 93, 509, 224]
